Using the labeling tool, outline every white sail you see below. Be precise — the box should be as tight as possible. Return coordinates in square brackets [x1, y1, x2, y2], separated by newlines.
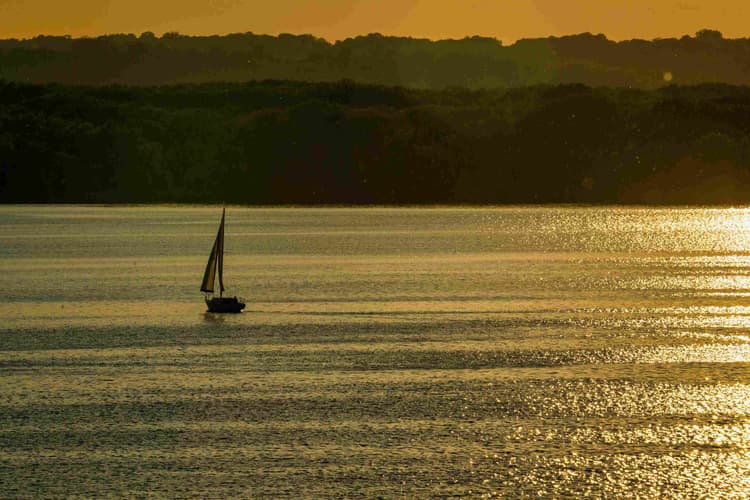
[200, 208, 225, 294]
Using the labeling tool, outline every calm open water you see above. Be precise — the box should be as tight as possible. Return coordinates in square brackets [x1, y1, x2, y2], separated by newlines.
[2, 205, 750, 497]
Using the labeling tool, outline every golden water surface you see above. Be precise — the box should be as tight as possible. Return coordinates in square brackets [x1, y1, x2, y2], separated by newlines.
[2, 206, 750, 497]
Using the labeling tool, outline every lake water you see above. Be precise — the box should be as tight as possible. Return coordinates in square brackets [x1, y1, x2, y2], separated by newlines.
[2, 205, 750, 497]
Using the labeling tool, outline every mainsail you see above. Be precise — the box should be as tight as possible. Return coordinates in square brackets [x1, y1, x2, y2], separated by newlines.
[200, 208, 226, 295]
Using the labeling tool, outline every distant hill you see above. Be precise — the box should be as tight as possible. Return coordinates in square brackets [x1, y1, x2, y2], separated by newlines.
[3, 79, 750, 205]
[0, 30, 747, 89]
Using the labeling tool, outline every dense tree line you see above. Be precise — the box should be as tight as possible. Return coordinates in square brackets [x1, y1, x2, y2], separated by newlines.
[0, 30, 747, 89]
[2, 79, 750, 204]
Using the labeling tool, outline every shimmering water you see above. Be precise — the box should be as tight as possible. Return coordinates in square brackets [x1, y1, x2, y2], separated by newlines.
[2, 205, 750, 497]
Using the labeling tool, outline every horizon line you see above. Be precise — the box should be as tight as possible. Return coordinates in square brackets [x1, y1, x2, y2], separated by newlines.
[0, 28, 740, 46]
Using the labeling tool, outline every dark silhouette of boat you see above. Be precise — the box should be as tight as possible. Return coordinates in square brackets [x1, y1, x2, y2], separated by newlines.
[201, 208, 245, 313]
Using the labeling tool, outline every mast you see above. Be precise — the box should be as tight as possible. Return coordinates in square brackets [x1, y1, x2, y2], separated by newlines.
[217, 208, 225, 297]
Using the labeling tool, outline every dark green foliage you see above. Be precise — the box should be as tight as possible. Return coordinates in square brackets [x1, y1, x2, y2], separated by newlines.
[2, 30, 750, 89]
[2, 79, 750, 204]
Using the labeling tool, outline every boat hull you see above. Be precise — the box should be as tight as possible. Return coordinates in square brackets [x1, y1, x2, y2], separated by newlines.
[206, 297, 246, 313]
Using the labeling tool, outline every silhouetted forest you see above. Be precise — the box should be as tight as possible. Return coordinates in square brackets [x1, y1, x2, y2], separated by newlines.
[3, 79, 750, 204]
[0, 30, 748, 89]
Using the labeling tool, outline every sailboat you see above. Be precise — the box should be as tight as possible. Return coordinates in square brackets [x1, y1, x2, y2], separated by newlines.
[201, 208, 246, 313]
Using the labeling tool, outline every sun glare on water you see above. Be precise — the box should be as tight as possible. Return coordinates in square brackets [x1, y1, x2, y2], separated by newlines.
[4, 206, 750, 496]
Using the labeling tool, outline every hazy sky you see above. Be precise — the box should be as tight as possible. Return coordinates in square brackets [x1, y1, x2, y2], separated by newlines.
[1, 0, 749, 43]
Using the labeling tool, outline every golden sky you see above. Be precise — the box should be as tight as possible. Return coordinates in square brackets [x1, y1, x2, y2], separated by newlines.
[1, 0, 749, 43]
